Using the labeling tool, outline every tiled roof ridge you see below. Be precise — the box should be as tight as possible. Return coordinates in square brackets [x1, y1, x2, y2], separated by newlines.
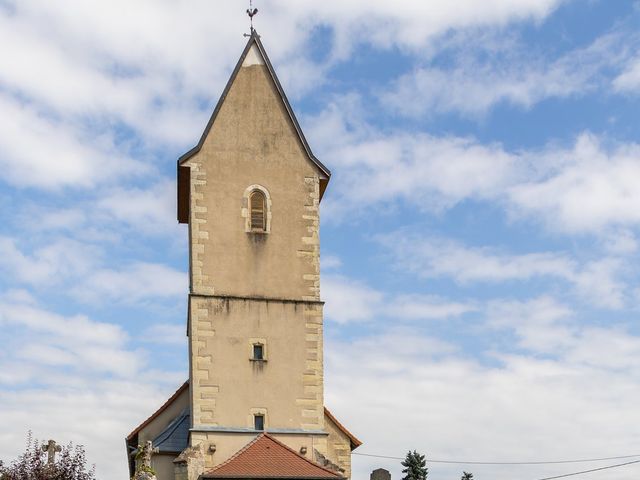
[261, 433, 344, 477]
[206, 433, 264, 472]
[126, 381, 189, 441]
[204, 433, 343, 479]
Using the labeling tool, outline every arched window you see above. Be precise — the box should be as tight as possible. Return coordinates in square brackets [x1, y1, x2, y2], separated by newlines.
[243, 185, 271, 233]
[249, 190, 266, 232]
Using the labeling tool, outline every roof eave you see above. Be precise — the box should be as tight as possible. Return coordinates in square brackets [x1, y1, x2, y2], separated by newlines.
[323, 407, 362, 450]
[126, 381, 190, 441]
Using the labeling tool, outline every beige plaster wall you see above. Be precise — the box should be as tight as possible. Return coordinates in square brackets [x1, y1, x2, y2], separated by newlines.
[189, 296, 324, 432]
[184, 60, 322, 301]
[150, 455, 178, 480]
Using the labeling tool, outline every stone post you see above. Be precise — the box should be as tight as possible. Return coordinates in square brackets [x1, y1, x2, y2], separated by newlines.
[134, 441, 157, 480]
[371, 468, 391, 480]
[174, 443, 205, 480]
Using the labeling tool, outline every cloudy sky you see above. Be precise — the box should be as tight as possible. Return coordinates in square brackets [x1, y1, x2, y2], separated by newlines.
[1, 1, 640, 479]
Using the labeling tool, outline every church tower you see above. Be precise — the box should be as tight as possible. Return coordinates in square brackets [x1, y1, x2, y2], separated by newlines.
[126, 31, 360, 480]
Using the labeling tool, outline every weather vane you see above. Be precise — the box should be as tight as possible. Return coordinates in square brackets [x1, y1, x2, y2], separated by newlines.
[245, 0, 258, 36]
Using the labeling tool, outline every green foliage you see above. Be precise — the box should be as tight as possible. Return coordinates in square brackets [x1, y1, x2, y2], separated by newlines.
[401, 450, 428, 480]
[137, 464, 156, 475]
[461, 472, 474, 480]
[0, 432, 95, 480]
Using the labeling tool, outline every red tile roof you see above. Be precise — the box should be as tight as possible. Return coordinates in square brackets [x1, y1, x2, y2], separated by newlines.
[202, 433, 344, 479]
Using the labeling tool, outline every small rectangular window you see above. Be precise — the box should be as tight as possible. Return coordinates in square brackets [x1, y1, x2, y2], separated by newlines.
[254, 414, 264, 431]
[253, 344, 264, 360]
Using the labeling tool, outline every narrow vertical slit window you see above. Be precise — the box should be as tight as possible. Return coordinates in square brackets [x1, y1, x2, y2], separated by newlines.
[250, 190, 266, 232]
[254, 414, 265, 431]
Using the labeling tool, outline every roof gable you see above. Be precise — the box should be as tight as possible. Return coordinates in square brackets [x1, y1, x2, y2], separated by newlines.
[178, 30, 330, 195]
[202, 433, 344, 479]
[324, 407, 362, 450]
[126, 381, 189, 441]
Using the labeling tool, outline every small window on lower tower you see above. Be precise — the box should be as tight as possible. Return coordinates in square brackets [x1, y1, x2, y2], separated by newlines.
[254, 414, 265, 431]
[253, 343, 264, 360]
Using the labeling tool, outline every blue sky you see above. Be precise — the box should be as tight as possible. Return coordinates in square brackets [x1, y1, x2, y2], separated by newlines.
[1, 1, 640, 479]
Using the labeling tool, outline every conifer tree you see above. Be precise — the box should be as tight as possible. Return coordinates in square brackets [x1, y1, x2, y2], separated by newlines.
[401, 450, 428, 480]
[461, 472, 474, 480]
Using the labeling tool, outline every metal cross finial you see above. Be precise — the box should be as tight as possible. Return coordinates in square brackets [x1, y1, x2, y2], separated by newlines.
[246, 0, 258, 35]
[42, 439, 62, 465]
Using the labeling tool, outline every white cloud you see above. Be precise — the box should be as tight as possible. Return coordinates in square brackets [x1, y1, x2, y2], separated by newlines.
[30, 208, 87, 232]
[387, 295, 476, 320]
[310, 101, 640, 236]
[141, 323, 186, 346]
[0, 236, 96, 286]
[321, 254, 343, 271]
[311, 100, 519, 219]
[600, 229, 638, 255]
[0, 95, 147, 189]
[73, 262, 187, 304]
[382, 235, 573, 282]
[323, 274, 475, 323]
[382, 30, 634, 117]
[379, 234, 628, 308]
[0, 295, 185, 480]
[0, 301, 128, 353]
[0, 0, 567, 190]
[486, 296, 575, 353]
[509, 133, 640, 233]
[613, 57, 640, 93]
[97, 180, 179, 235]
[323, 275, 383, 323]
[268, 0, 563, 54]
[325, 324, 640, 480]
[0, 236, 186, 304]
[0, 380, 182, 480]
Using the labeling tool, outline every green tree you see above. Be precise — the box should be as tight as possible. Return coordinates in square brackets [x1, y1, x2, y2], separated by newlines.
[461, 472, 474, 480]
[401, 450, 428, 480]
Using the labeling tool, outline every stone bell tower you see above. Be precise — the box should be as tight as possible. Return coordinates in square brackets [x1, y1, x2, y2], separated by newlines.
[127, 31, 360, 480]
[176, 30, 358, 476]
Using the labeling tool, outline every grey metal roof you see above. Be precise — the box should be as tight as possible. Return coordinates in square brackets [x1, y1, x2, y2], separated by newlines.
[152, 409, 190, 454]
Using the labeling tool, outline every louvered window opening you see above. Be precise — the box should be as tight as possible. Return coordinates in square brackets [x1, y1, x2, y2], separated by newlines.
[250, 191, 266, 231]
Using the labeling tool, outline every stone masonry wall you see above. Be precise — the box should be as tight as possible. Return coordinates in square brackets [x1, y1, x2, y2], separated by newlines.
[189, 296, 324, 433]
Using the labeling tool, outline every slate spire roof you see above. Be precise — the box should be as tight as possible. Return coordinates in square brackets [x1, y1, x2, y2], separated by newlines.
[201, 433, 345, 479]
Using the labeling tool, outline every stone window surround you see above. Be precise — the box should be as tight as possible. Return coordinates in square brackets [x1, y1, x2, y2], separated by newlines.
[249, 337, 268, 362]
[249, 407, 268, 431]
[242, 184, 272, 233]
